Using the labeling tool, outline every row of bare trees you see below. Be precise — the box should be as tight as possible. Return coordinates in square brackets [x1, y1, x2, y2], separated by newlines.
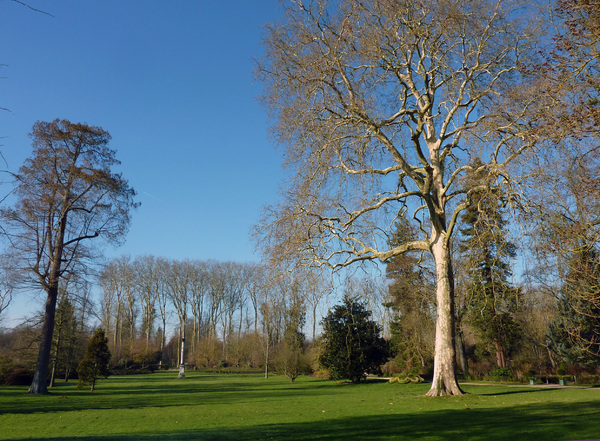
[98, 256, 335, 369]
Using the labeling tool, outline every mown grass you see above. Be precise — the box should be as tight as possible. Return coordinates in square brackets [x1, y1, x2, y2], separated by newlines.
[0, 372, 599, 440]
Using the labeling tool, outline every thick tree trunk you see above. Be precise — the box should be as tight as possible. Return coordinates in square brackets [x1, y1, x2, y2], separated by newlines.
[426, 237, 464, 396]
[28, 286, 58, 394]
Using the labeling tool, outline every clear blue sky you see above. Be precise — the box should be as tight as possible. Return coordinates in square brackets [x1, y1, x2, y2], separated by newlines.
[1, 1, 284, 323]
[1, 0, 283, 261]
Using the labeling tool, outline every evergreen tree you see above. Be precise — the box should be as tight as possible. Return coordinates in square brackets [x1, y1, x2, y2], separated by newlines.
[385, 220, 435, 372]
[77, 328, 111, 391]
[548, 248, 600, 366]
[460, 162, 521, 368]
[319, 296, 390, 383]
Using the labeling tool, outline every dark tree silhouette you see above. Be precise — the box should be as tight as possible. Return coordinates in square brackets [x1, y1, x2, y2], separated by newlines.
[319, 295, 390, 383]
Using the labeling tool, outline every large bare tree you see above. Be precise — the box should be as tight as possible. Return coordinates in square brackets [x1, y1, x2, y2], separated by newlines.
[2, 119, 137, 394]
[255, 0, 539, 395]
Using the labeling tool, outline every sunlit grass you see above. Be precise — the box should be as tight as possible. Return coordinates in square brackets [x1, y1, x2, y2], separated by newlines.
[1, 372, 599, 440]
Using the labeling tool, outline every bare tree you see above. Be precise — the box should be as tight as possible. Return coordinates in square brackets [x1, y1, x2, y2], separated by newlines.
[2, 120, 137, 394]
[246, 263, 265, 333]
[528, 146, 600, 362]
[296, 267, 331, 342]
[206, 260, 225, 340]
[121, 261, 137, 349]
[255, 0, 540, 395]
[259, 268, 287, 379]
[166, 259, 190, 378]
[133, 255, 158, 347]
[549, 0, 599, 138]
[219, 262, 241, 359]
[99, 258, 128, 355]
[234, 263, 252, 341]
[523, 0, 600, 360]
[187, 259, 209, 354]
[151, 256, 171, 365]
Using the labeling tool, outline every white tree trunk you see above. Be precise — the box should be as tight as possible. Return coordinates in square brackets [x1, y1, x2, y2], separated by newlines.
[178, 325, 185, 379]
[426, 235, 464, 396]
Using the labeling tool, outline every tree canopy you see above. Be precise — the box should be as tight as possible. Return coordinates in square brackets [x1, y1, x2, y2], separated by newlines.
[2, 119, 137, 393]
[256, 0, 540, 395]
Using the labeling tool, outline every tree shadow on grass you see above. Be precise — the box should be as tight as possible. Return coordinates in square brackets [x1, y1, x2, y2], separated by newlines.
[477, 388, 561, 397]
[1, 399, 598, 441]
[0, 376, 340, 415]
[0, 379, 574, 417]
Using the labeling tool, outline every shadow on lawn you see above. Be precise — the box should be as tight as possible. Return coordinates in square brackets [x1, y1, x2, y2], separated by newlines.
[477, 388, 561, 397]
[0, 375, 339, 415]
[1, 399, 597, 441]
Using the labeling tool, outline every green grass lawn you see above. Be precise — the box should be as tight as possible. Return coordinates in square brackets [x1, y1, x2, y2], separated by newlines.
[0, 372, 599, 440]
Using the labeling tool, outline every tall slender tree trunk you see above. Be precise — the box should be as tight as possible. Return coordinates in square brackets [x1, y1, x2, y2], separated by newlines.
[192, 319, 197, 356]
[426, 235, 464, 397]
[238, 303, 243, 340]
[254, 306, 258, 334]
[178, 323, 186, 379]
[113, 305, 119, 346]
[28, 285, 58, 394]
[264, 333, 270, 379]
[311, 305, 317, 343]
[159, 316, 166, 367]
[145, 310, 152, 348]
[456, 327, 469, 375]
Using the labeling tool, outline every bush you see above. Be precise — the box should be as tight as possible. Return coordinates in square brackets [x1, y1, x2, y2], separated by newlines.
[130, 339, 161, 368]
[273, 339, 312, 382]
[0, 358, 34, 386]
[4, 368, 34, 386]
[572, 374, 600, 385]
[319, 296, 391, 383]
[489, 367, 512, 378]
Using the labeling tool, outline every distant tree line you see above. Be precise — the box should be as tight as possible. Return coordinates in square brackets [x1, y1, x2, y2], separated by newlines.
[95, 256, 332, 374]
